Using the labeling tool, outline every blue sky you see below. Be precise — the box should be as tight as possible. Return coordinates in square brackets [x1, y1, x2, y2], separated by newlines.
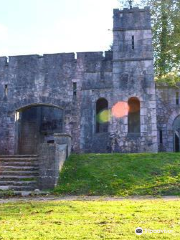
[0, 0, 140, 56]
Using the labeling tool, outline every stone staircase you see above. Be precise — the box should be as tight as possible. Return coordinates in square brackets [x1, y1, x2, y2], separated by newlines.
[0, 155, 39, 192]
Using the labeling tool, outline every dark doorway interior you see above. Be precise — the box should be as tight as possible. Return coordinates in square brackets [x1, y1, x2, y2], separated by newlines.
[175, 132, 179, 152]
[16, 105, 63, 154]
[173, 115, 180, 152]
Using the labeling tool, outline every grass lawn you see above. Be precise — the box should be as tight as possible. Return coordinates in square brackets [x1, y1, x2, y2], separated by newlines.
[53, 153, 180, 196]
[0, 199, 180, 239]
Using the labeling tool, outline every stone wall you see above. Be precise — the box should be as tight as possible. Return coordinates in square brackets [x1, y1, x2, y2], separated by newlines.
[156, 84, 180, 152]
[38, 134, 71, 190]
[38, 143, 67, 190]
[0, 51, 113, 154]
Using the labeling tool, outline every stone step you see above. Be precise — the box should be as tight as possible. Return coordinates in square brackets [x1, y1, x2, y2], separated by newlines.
[1, 161, 39, 167]
[0, 180, 37, 186]
[0, 158, 38, 163]
[0, 175, 38, 181]
[0, 155, 39, 191]
[0, 155, 38, 159]
[1, 171, 39, 176]
[0, 166, 39, 171]
[0, 185, 37, 191]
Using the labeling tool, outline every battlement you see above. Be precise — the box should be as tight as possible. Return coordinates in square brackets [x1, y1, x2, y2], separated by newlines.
[113, 6, 151, 31]
[117, 6, 150, 13]
[0, 51, 113, 67]
[77, 51, 112, 61]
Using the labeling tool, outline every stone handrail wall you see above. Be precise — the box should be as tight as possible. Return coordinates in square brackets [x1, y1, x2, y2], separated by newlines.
[38, 134, 71, 190]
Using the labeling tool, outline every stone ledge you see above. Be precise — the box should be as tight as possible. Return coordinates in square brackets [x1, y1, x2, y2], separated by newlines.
[113, 58, 153, 62]
[53, 133, 72, 138]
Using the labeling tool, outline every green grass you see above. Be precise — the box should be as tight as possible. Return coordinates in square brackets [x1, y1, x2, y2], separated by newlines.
[0, 190, 15, 198]
[53, 153, 180, 196]
[0, 199, 180, 239]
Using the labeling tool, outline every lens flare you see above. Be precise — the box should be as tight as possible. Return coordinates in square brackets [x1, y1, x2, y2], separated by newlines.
[112, 102, 129, 118]
[96, 109, 111, 123]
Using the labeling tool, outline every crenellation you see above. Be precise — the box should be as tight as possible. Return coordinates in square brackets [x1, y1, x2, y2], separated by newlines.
[77, 51, 104, 61]
[114, 7, 151, 31]
[44, 52, 75, 61]
[0, 57, 9, 67]
[104, 51, 113, 60]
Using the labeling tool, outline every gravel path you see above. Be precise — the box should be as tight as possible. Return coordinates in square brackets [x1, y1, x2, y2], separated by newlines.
[0, 195, 180, 203]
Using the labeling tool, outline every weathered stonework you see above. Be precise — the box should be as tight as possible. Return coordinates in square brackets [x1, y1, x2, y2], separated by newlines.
[111, 7, 158, 153]
[0, 6, 178, 155]
[156, 84, 180, 152]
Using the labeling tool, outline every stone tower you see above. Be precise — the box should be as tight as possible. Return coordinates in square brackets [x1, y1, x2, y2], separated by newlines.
[111, 7, 158, 152]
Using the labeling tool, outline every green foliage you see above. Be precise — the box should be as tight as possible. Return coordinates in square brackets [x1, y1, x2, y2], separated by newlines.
[155, 71, 180, 86]
[0, 199, 180, 239]
[53, 153, 180, 196]
[140, 0, 180, 77]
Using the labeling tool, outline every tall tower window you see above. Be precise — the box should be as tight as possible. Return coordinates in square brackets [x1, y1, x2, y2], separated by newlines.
[132, 36, 135, 50]
[128, 97, 140, 133]
[96, 98, 109, 133]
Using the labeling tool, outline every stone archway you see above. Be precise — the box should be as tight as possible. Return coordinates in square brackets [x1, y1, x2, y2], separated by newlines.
[15, 104, 63, 154]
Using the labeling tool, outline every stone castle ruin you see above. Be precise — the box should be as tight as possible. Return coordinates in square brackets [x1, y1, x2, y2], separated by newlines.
[0, 7, 180, 191]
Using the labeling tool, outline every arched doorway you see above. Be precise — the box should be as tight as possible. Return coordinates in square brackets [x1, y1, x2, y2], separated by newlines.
[15, 104, 63, 154]
[173, 115, 180, 152]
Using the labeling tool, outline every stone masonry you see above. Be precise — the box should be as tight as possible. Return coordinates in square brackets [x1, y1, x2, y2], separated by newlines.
[0, 6, 179, 155]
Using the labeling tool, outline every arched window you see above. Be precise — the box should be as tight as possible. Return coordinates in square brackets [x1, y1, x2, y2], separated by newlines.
[128, 97, 140, 134]
[96, 98, 109, 133]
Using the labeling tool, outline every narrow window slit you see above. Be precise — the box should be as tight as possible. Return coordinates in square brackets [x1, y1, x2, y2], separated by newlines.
[132, 36, 135, 50]
[4, 84, 8, 96]
[176, 92, 179, 105]
[73, 82, 77, 97]
[160, 130, 163, 144]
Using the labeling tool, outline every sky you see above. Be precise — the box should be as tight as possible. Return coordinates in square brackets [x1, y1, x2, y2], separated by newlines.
[0, 0, 141, 57]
